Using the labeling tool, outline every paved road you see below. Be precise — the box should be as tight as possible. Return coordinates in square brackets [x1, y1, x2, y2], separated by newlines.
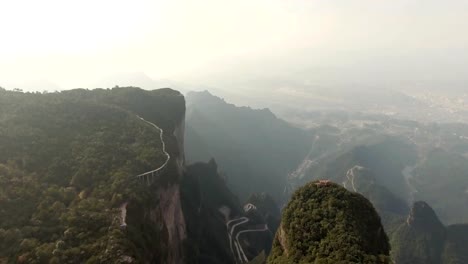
[345, 165, 364, 192]
[227, 217, 249, 262]
[226, 217, 270, 263]
[135, 116, 171, 183]
[120, 116, 172, 227]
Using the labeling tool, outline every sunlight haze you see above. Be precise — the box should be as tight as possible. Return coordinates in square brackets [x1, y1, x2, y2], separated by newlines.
[1, 0, 467, 90]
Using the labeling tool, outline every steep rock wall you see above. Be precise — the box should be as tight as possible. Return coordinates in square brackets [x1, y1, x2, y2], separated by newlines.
[153, 101, 187, 264]
[154, 185, 187, 264]
[173, 113, 186, 176]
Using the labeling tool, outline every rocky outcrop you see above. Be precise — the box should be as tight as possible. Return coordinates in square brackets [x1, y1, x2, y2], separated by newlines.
[123, 88, 188, 264]
[173, 113, 186, 176]
[154, 185, 187, 264]
[276, 225, 289, 256]
[153, 102, 187, 264]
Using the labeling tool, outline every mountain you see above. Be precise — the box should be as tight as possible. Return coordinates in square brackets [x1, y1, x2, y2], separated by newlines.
[289, 138, 413, 232]
[288, 125, 468, 263]
[268, 180, 391, 264]
[0, 87, 187, 263]
[185, 90, 311, 201]
[3, 86, 466, 263]
[301, 138, 418, 200]
[0, 87, 276, 264]
[296, 132, 468, 225]
[287, 106, 468, 226]
[391, 201, 468, 264]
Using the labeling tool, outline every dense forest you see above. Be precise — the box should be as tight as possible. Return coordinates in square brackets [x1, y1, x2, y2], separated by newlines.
[0, 87, 184, 263]
[268, 181, 391, 264]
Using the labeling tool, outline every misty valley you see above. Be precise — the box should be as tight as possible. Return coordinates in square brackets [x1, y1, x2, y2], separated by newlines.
[0, 86, 467, 264]
[2, 0, 468, 263]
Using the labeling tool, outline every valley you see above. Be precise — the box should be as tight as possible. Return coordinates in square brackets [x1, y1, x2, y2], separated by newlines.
[184, 88, 468, 263]
[1, 86, 467, 264]
[1, 1, 467, 263]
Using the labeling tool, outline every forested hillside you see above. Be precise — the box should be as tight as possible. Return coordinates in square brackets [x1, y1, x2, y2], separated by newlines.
[268, 181, 391, 264]
[2, 87, 467, 264]
[0, 87, 185, 263]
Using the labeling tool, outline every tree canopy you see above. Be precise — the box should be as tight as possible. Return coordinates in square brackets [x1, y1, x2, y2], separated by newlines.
[268, 181, 391, 264]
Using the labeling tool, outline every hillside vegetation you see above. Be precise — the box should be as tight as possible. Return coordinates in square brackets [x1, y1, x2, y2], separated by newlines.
[268, 181, 391, 264]
[0, 87, 184, 263]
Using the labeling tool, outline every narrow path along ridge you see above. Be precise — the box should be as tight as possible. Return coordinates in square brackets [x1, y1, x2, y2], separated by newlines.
[120, 115, 172, 228]
[135, 115, 171, 185]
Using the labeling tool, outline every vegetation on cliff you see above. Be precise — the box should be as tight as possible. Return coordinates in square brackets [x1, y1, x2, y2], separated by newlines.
[268, 181, 391, 264]
[0, 87, 184, 263]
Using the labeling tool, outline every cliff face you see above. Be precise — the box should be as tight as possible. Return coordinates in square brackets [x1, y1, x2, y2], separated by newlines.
[151, 111, 187, 264]
[153, 185, 186, 264]
[173, 113, 186, 175]
[123, 88, 187, 264]
[86, 87, 188, 263]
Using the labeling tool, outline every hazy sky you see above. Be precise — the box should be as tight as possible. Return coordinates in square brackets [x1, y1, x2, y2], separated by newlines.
[1, 0, 467, 90]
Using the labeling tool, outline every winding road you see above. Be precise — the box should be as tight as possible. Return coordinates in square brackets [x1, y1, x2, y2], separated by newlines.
[135, 116, 171, 185]
[227, 217, 249, 262]
[226, 216, 270, 264]
[345, 165, 363, 192]
[120, 115, 172, 227]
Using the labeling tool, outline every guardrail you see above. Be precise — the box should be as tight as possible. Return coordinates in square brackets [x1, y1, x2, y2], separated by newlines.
[135, 116, 171, 186]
